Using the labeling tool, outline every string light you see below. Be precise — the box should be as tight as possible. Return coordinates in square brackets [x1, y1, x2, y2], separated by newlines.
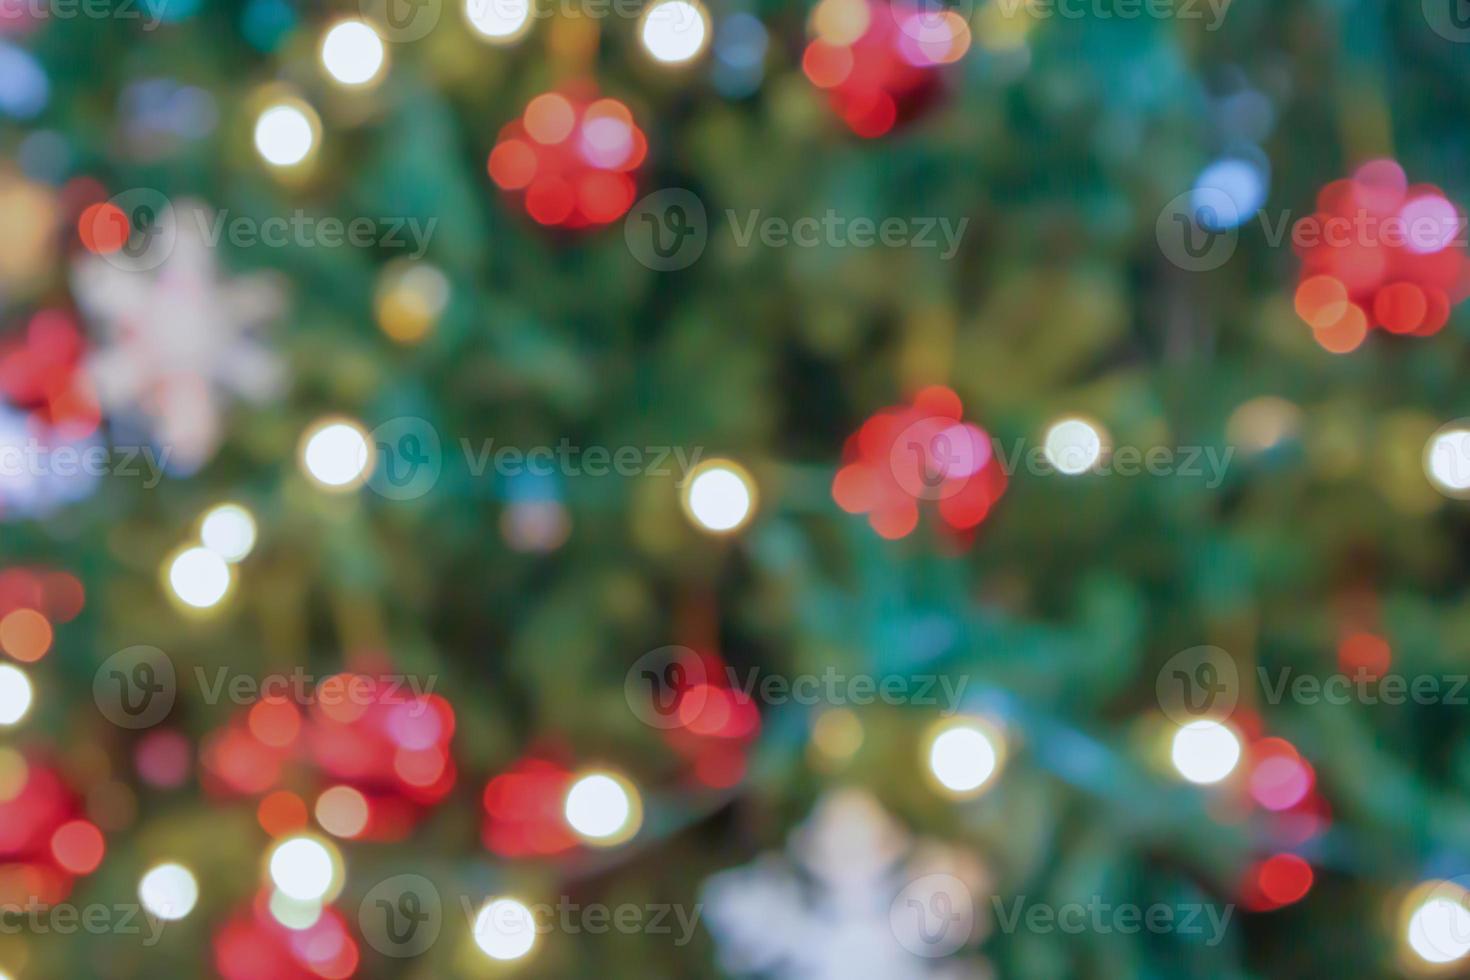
[268, 889, 323, 930]
[0, 663, 35, 726]
[200, 503, 257, 562]
[473, 897, 537, 960]
[564, 771, 642, 845]
[267, 835, 341, 902]
[166, 546, 232, 609]
[639, 0, 710, 65]
[319, 19, 386, 87]
[925, 718, 1003, 797]
[139, 863, 199, 920]
[682, 459, 756, 534]
[1043, 417, 1104, 475]
[299, 417, 373, 491]
[315, 785, 370, 839]
[464, 0, 532, 43]
[1170, 720, 1241, 785]
[1406, 883, 1470, 965]
[1425, 423, 1470, 497]
[253, 99, 319, 168]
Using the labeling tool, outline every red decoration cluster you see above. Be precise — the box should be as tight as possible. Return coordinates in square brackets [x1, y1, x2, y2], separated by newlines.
[0, 309, 100, 438]
[482, 755, 578, 858]
[488, 91, 647, 228]
[0, 755, 106, 906]
[832, 385, 1007, 540]
[200, 668, 456, 842]
[802, 1, 969, 138]
[1292, 160, 1470, 352]
[648, 648, 759, 790]
[214, 893, 359, 980]
[1226, 714, 1326, 912]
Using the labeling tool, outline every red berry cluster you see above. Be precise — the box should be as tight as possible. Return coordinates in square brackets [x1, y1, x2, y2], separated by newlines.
[488, 91, 647, 228]
[832, 385, 1006, 540]
[802, 1, 969, 138]
[1292, 160, 1470, 352]
[481, 754, 578, 858]
[647, 648, 759, 791]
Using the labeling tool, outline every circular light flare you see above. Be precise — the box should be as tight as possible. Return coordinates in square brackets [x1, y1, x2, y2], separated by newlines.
[474, 897, 538, 961]
[1425, 424, 1470, 497]
[926, 719, 1002, 797]
[166, 546, 232, 609]
[200, 503, 257, 562]
[267, 835, 341, 903]
[299, 418, 373, 491]
[564, 771, 642, 845]
[315, 785, 370, 839]
[1043, 417, 1104, 475]
[253, 101, 319, 168]
[464, 0, 532, 43]
[1170, 720, 1242, 785]
[319, 19, 387, 87]
[0, 608, 52, 662]
[139, 863, 199, 921]
[683, 459, 756, 534]
[0, 665, 32, 726]
[1408, 886, 1470, 965]
[639, 0, 710, 65]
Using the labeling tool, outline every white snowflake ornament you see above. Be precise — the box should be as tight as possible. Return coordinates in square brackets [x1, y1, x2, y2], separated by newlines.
[703, 789, 991, 980]
[70, 197, 286, 473]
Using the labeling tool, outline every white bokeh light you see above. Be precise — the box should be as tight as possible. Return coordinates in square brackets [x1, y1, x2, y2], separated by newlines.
[300, 419, 372, 490]
[1408, 892, 1470, 964]
[464, 0, 533, 42]
[168, 547, 232, 609]
[0, 665, 32, 726]
[268, 836, 338, 902]
[320, 20, 387, 87]
[139, 863, 199, 921]
[564, 772, 640, 844]
[1425, 426, 1470, 496]
[200, 504, 257, 562]
[254, 103, 317, 167]
[684, 461, 755, 533]
[927, 722, 1000, 795]
[1170, 720, 1242, 785]
[474, 897, 537, 960]
[1043, 418, 1103, 475]
[639, 0, 710, 65]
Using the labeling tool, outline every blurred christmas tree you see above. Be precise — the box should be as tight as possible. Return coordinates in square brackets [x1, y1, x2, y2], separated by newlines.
[2, 0, 1470, 976]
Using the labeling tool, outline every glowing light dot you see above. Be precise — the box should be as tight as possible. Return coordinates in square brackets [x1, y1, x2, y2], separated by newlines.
[315, 785, 370, 839]
[465, 0, 531, 42]
[51, 820, 105, 875]
[0, 608, 51, 662]
[639, 0, 710, 65]
[684, 460, 756, 533]
[139, 863, 198, 921]
[200, 504, 257, 562]
[268, 836, 338, 902]
[1170, 720, 1242, 785]
[474, 897, 537, 961]
[300, 419, 372, 490]
[1408, 891, 1470, 964]
[1426, 425, 1470, 496]
[167, 547, 231, 609]
[0, 665, 31, 726]
[927, 722, 1000, 796]
[253, 102, 317, 167]
[564, 771, 641, 844]
[1043, 418, 1103, 475]
[320, 20, 386, 86]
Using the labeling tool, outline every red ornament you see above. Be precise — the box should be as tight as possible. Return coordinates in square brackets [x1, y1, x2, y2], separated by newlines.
[481, 755, 578, 858]
[0, 309, 101, 438]
[1292, 160, 1470, 351]
[488, 90, 647, 228]
[803, 0, 969, 138]
[1242, 853, 1314, 912]
[0, 754, 106, 905]
[832, 385, 1007, 540]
